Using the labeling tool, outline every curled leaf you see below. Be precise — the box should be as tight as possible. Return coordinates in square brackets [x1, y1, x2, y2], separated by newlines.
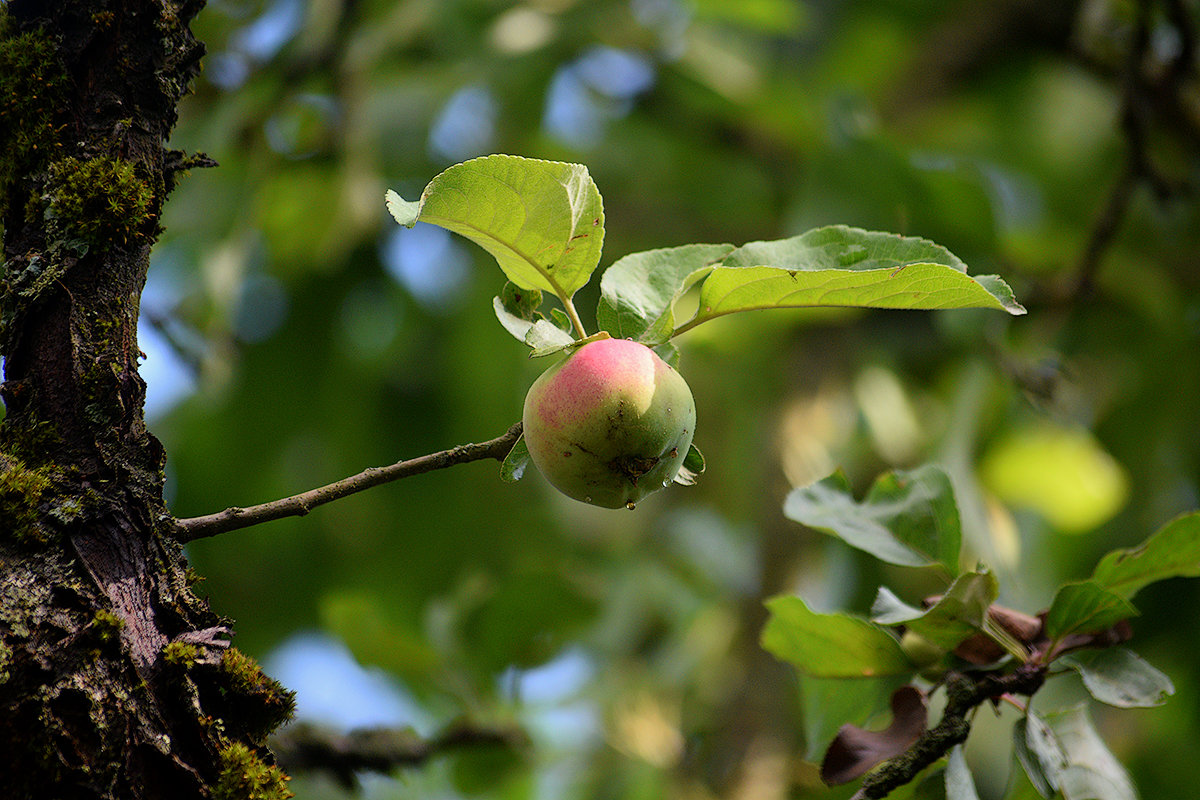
[386, 155, 605, 298]
[820, 685, 928, 785]
[673, 443, 705, 486]
[500, 436, 530, 483]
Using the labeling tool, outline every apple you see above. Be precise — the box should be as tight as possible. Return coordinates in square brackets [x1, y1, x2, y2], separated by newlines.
[522, 338, 696, 509]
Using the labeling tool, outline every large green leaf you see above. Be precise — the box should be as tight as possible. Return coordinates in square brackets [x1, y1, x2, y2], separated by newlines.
[946, 745, 981, 800]
[1014, 712, 1067, 799]
[386, 154, 605, 300]
[784, 465, 961, 573]
[1090, 511, 1200, 600]
[761, 595, 913, 678]
[673, 226, 1025, 335]
[596, 243, 733, 342]
[871, 570, 998, 651]
[1043, 705, 1137, 800]
[1060, 647, 1175, 708]
[1043, 581, 1138, 643]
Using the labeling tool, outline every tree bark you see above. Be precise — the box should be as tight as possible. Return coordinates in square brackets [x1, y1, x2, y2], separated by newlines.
[0, 3, 294, 798]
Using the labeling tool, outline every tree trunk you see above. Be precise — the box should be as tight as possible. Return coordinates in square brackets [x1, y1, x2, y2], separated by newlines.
[0, 3, 294, 798]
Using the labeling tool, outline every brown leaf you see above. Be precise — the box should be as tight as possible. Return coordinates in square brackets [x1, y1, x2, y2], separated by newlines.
[820, 685, 928, 785]
[1046, 618, 1133, 660]
[948, 603, 1043, 665]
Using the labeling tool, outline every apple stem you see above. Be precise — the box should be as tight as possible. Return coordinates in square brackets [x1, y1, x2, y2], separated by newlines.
[560, 295, 588, 339]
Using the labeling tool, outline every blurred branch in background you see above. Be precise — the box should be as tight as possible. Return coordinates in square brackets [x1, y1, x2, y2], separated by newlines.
[1072, 0, 1198, 302]
[271, 720, 529, 790]
[175, 422, 522, 541]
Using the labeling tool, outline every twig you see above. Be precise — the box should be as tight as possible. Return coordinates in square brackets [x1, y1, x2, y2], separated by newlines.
[850, 665, 1046, 800]
[1071, 163, 1139, 302]
[1070, 0, 1196, 302]
[271, 721, 529, 788]
[173, 422, 523, 541]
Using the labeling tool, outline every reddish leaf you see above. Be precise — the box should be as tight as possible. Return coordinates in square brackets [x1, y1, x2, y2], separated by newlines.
[820, 685, 928, 785]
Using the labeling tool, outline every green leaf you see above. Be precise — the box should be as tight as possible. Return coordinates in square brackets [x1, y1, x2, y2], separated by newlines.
[783, 465, 961, 573]
[1013, 712, 1067, 799]
[597, 243, 734, 342]
[1043, 704, 1136, 800]
[1060, 647, 1175, 708]
[674, 225, 1025, 335]
[459, 568, 597, 672]
[761, 595, 913, 678]
[500, 281, 543, 318]
[870, 586, 927, 625]
[946, 746, 981, 800]
[383, 190, 421, 226]
[1043, 581, 1138, 643]
[524, 319, 576, 355]
[527, 328, 608, 359]
[500, 436, 530, 483]
[1091, 511, 1200, 600]
[492, 298, 576, 354]
[653, 340, 680, 368]
[549, 307, 572, 332]
[872, 570, 998, 651]
[673, 443, 705, 486]
[318, 590, 439, 680]
[386, 154, 605, 299]
[492, 282, 545, 344]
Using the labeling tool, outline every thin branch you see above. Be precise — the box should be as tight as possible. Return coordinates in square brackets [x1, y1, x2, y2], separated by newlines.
[173, 422, 523, 542]
[1070, 0, 1196, 302]
[850, 665, 1047, 800]
[271, 721, 529, 789]
[1071, 163, 1139, 302]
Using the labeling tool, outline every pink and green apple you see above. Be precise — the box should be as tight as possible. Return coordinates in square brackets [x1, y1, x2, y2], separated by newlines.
[522, 338, 696, 509]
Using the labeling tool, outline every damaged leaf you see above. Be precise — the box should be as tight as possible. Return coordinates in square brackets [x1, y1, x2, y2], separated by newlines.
[821, 685, 928, 785]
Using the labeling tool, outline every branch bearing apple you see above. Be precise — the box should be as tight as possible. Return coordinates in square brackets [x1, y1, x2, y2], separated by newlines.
[522, 338, 696, 509]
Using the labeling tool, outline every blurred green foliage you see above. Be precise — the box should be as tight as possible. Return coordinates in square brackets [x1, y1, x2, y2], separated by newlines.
[152, 0, 1200, 797]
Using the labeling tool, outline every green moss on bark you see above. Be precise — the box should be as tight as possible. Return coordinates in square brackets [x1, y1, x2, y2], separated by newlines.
[0, 453, 53, 542]
[214, 742, 293, 800]
[40, 156, 155, 247]
[0, 12, 69, 222]
[162, 641, 201, 669]
[214, 648, 297, 743]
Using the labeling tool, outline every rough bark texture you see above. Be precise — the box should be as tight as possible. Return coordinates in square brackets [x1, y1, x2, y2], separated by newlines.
[0, 3, 294, 798]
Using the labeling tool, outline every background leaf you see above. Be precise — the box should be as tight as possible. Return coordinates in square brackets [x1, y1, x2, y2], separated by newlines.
[674, 225, 1025, 334]
[1091, 512, 1200, 600]
[761, 595, 913, 678]
[387, 154, 605, 299]
[784, 465, 961, 572]
[1060, 648, 1175, 708]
